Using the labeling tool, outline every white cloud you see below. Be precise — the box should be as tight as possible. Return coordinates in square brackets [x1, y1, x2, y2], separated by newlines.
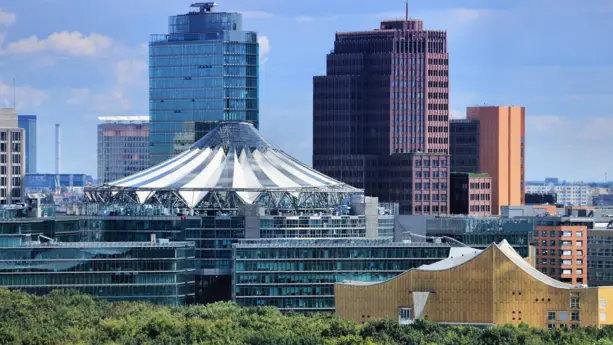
[4, 31, 112, 56]
[115, 59, 147, 88]
[0, 10, 16, 27]
[0, 79, 48, 110]
[258, 35, 270, 64]
[241, 11, 273, 19]
[65, 87, 132, 113]
[296, 15, 340, 23]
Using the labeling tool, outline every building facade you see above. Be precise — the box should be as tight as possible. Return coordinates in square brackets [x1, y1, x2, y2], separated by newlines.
[97, 116, 150, 183]
[449, 119, 479, 173]
[0, 237, 195, 306]
[525, 193, 557, 205]
[0, 109, 25, 205]
[232, 238, 468, 313]
[335, 241, 613, 328]
[466, 106, 525, 214]
[588, 230, 613, 287]
[17, 115, 36, 174]
[526, 183, 589, 207]
[534, 225, 587, 285]
[450, 172, 491, 216]
[313, 18, 450, 215]
[149, 3, 259, 165]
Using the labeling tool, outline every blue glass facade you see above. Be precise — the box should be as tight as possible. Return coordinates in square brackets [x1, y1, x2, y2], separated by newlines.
[0, 240, 195, 306]
[149, 8, 259, 165]
[232, 239, 452, 312]
[18, 115, 36, 174]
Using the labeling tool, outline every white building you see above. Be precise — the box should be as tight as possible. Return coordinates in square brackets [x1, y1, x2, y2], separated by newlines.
[0, 109, 25, 204]
[525, 183, 589, 206]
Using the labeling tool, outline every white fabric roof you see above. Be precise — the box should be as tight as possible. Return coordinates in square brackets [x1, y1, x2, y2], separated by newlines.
[101, 122, 359, 207]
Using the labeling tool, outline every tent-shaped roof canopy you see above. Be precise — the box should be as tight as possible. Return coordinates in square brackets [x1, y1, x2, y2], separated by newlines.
[86, 121, 361, 208]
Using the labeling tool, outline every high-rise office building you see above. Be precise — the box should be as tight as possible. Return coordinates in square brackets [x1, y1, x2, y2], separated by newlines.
[0, 109, 25, 204]
[313, 17, 450, 214]
[149, 2, 259, 165]
[97, 116, 150, 184]
[17, 115, 36, 174]
[466, 106, 525, 214]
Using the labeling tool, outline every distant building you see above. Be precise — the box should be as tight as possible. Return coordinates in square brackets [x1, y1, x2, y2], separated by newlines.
[450, 172, 491, 216]
[593, 194, 613, 207]
[149, 3, 259, 165]
[449, 119, 479, 173]
[97, 116, 149, 183]
[526, 183, 588, 206]
[525, 192, 557, 205]
[25, 173, 94, 194]
[313, 17, 450, 215]
[335, 241, 613, 328]
[466, 106, 526, 214]
[18, 115, 36, 174]
[0, 109, 25, 204]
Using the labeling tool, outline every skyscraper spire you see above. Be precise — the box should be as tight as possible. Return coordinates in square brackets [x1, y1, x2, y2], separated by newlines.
[405, 0, 408, 20]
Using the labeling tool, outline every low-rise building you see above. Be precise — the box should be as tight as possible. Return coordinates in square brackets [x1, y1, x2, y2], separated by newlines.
[535, 225, 587, 284]
[0, 236, 195, 306]
[450, 172, 491, 216]
[232, 238, 475, 313]
[335, 240, 613, 328]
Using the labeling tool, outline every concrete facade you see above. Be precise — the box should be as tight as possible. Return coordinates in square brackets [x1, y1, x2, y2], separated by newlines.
[467, 106, 525, 214]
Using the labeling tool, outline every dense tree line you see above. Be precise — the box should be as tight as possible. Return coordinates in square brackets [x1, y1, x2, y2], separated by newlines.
[1, 289, 613, 344]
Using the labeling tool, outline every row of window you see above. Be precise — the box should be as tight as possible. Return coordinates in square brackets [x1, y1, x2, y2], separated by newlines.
[538, 240, 583, 247]
[415, 171, 448, 178]
[415, 205, 448, 213]
[415, 194, 447, 201]
[537, 230, 584, 238]
[469, 194, 490, 201]
[470, 205, 491, 213]
[547, 310, 580, 322]
[414, 182, 448, 190]
[539, 258, 584, 266]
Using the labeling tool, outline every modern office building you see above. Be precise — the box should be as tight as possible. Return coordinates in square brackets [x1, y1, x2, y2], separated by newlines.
[0, 235, 195, 306]
[97, 116, 150, 183]
[449, 172, 491, 216]
[449, 119, 479, 173]
[149, 3, 259, 165]
[0, 109, 25, 205]
[18, 115, 36, 174]
[335, 240, 613, 328]
[526, 183, 589, 207]
[232, 238, 477, 313]
[421, 215, 534, 258]
[534, 225, 587, 285]
[465, 106, 525, 214]
[588, 229, 613, 286]
[313, 17, 450, 215]
[85, 121, 398, 303]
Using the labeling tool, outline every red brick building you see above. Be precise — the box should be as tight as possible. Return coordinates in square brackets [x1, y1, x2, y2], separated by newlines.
[535, 225, 587, 285]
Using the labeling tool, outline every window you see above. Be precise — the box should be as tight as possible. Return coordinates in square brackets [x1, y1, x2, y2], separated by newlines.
[601, 312, 607, 322]
[562, 269, 572, 275]
[577, 250, 583, 256]
[576, 259, 583, 265]
[558, 311, 568, 321]
[563, 250, 572, 256]
[571, 312, 580, 321]
[571, 298, 579, 309]
[548, 311, 556, 321]
[600, 299, 607, 309]
[562, 231, 572, 237]
[561, 241, 572, 246]
[577, 269, 583, 275]
[399, 308, 412, 325]
[577, 231, 583, 237]
[562, 260, 572, 266]
[577, 241, 583, 247]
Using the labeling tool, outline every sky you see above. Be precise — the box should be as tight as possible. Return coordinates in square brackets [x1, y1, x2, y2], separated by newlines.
[0, 0, 612, 181]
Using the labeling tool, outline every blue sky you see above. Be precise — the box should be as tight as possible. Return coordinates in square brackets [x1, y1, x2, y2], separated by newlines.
[0, 0, 611, 181]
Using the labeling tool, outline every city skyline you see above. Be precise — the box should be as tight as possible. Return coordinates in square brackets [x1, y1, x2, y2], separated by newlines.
[0, 0, 611, 180]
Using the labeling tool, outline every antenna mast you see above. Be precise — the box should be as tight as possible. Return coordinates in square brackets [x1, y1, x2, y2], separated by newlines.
[405, 0, 408, 20]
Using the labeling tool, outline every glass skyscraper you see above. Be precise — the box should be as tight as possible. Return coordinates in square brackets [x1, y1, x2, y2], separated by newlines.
[18, 115, 36, 174]
[149, 3, 259, 165]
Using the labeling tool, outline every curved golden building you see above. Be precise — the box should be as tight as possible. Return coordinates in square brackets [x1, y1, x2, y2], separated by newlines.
[335, 240, 613, 328]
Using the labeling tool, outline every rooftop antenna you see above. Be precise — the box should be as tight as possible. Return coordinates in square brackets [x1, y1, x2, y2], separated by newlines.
[405, 0, 408, 20]
[191, 2, 217, 13]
